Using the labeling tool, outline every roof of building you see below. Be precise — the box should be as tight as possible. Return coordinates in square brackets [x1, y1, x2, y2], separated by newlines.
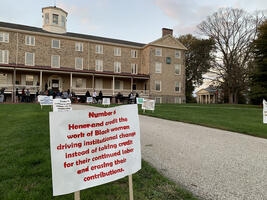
[0, 21, 146, 47]
[196, 86, 218, 94]
[42, 6, 68, 15]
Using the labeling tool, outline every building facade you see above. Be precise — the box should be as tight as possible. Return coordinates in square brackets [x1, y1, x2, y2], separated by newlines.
[0, 6, 186, 103]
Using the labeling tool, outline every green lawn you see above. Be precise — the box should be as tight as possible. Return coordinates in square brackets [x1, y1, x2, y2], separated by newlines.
[0, 104, 197, 200]
[140, 103, 267, 139]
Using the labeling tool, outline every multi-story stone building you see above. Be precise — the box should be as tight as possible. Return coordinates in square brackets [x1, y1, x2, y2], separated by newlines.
[0, 6, 187, 103]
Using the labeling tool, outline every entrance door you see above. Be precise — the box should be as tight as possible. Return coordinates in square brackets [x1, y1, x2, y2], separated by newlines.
[52, 79, 59, 92]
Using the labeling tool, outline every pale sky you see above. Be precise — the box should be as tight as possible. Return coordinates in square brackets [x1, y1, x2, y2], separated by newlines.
[0, 0, 266, 43]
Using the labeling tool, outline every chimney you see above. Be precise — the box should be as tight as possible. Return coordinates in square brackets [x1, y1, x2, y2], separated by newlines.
[162, 28, 173, 37]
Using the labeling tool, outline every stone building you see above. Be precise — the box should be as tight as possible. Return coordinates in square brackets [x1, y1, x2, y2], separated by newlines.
[196, 86, 218, 104]
[0, 6, 186, 103]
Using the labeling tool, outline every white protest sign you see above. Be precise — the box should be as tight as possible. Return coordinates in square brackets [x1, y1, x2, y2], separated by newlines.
[87, 97, 93, 103]
[49, 104, 141, 196]
[102, 98, 110, 105]
[136, 98, 144, 105]
[142, 99, 155, 111]
[53, 99, 72, 112]
[39, 96, 53, 105]
[263, 99, 267, 124]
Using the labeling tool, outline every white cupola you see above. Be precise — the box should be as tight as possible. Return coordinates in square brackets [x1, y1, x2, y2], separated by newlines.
[42, 6, 68, 34]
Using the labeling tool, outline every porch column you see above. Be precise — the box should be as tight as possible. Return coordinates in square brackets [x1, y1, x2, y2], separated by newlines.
[208, 94, 211, 104]
[13, 68, 16, 103]
[131, 77, 133, 92]
[39, 71, 42, 92]
[70, 72, 72, 92]
[92, 75, 95, 89]
[112, 76, 115, 96]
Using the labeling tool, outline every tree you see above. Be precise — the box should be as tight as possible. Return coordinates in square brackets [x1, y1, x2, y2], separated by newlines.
[198, 8, 265, 104]
[178, 34, 214, 102]
[249, 20, 267, 104]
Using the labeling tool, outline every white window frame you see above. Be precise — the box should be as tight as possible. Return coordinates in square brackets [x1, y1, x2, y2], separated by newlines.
[175, 81, 180, 93]
[155, 62, 162, 73]
[75, 57, 83, 70]
[95, 59, 103, 72]
[175, 50, 181, 58]
[51, 55, 60, 68]
[0, 50, 9, 64]
[52, 39, 60, 49]
[174, 96, 181, 104]
[25, 52, 35, 66]
[25, 75, 34, 86]
[155, 80, 161, 92]
[155, 48, 162, 56]
[155, 97, 162, 104]
[114, 62, 121, 73]
[114, 47, 121, 56]
[115, 80, 123, 90]
[131, 63, 138, 74]
[75, 42, 83, 52]
[175, 64, 181, 75]
[25, 35, 35, 46]
[0, 32, 9, 43]
[95, 45, 103, 54]
[52, 14, 59, 24]
[61, 15, 65, 27]
[131, 50, 138, 58]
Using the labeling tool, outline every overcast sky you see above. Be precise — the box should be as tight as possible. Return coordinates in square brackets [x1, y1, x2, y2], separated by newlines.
[0, 0, 266, 43]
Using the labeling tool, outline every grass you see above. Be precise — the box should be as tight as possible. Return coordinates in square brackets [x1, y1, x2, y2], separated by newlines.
[0, 104, 198, 200]
[140, 103, 267, 139]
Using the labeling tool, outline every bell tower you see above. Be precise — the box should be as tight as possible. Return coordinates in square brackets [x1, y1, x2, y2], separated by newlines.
[42, 6, 68, 34]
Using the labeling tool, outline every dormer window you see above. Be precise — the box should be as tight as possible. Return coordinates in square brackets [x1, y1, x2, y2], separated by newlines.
[52, 14, 59, 24]
[45, 13, 49, 24]
[61, 16, 65, 27]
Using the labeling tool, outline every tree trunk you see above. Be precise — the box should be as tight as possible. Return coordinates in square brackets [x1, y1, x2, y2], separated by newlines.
[229, 92, 234, 104]
[234, 91, 238, 104]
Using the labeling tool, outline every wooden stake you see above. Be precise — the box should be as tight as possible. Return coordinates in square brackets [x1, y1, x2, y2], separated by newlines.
[74, 191, 80, 200]
[129, 175, 134, 200]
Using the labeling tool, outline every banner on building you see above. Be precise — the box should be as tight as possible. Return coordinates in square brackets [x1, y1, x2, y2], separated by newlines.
[53, 99, 72, 112]
[49, 104, 141, 196]
[263, 99, 267, 124]
[142, 99, 155, 111]
[102, 98, 110, 105]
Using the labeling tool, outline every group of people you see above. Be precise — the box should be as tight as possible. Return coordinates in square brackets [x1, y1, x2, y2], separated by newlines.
[15, 88, 32, 103]
[115, 92, 139, 104]
[85, 90, 103, 103]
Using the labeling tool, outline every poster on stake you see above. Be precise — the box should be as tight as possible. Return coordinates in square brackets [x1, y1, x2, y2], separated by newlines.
[263, 99, 267, 124]
[49, 104, 141, 196]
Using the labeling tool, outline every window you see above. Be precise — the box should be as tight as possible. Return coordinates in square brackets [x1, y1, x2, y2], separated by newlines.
[174, 96, 181, 104]
[25, 35, 35, 46]
[25, 52, 35, 66]
[155, 48, 162, 56]
[131, 50, 138, 58]
[131, 63, 138, 74]
[175, 82, 180, 92]
[45, 13, 49, 24]
[51, 55, 60, 68]
[115, 80, 123, 90]
[114, 62, 121, 73]
[166, 57, 171, 64]
[61, 16, 65, 27]
[0, 50, 9, 64]
[175, 50, 181, 58]
[155, 97, 162, 104]
[75, 57, 83, 70]
[95, 45, 103, 54]
[75, 42, 83, 51]
[52, 14, 59, 24]
[0, 32, 9, 43]
[25, 75, 34, 86]
[114, 47, 121, 56]
[175, 64, 181, 75]
[52, 39, 60, 48]
[155, 62, 162, 73]
[155, 80, 161, 91]
[76, 78, 83, 88]
[95, 59, 103, 71]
